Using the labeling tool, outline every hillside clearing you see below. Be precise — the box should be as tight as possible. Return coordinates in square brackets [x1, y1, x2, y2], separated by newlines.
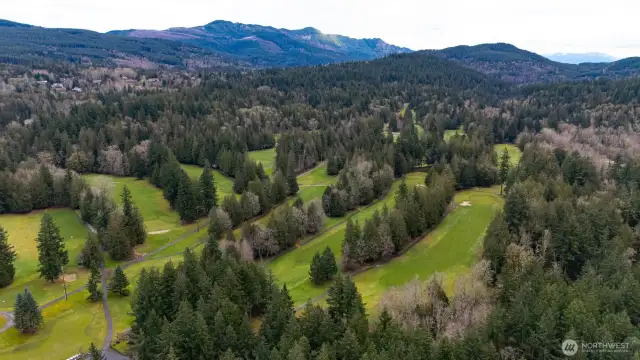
[248, 148, 277, 176]
[494, 143, 522, 165]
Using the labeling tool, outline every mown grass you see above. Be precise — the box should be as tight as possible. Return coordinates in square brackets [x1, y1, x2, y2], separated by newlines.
[84, 175, 181, 232]
[494, 144, 522, 166]
[0, 209, 89, 310]
[269, 173, 425, 306]
[180, 164, 234, 198]
[248, 148, 277, 176]
[0, 291, 106, 360]
[353, 186, 503, 309]
[297, 163, 336, 187]
[444, 126, 465, 141]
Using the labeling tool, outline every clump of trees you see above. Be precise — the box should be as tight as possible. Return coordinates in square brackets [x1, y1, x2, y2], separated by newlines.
[309, 246, 338, 285]
[109, 265, 130, 296]
[0, 226, 16, 288]
[342, 170, 455, 270]
[0, 166, 85, 215]
[323, 159, 393, 217]
[13, 288, 43, 334]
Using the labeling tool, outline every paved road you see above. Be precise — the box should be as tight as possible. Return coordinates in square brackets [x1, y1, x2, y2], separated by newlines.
[0, 311, 14, 332]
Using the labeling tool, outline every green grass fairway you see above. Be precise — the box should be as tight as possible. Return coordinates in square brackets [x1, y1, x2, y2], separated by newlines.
[84, 175, 181, 232]
[297, 163, 336, 187]
[0, 291, 106, 360]
[269, 173, 425, 306]
[0, 209, 90, 309]
[353, 187, 503, 309]
[444, 126, 465, 141]
[494, 144, 522, 166]
[181, 164, 234, 198]
[248, 148, 276, 176]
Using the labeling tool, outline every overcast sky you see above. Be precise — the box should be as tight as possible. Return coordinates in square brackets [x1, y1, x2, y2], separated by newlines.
[3, 0, 639, 58]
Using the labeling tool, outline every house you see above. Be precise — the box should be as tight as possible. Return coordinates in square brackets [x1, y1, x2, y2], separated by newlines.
[52, 83, 64, 89]
[72, 87, 82, 93]
[36, 80, 48, 85]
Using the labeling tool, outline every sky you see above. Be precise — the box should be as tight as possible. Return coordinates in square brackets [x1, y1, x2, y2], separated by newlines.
[3, 0, 640, 59]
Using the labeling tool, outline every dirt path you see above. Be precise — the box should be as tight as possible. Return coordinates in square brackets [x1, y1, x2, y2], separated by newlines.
[100, 263, 114, 351]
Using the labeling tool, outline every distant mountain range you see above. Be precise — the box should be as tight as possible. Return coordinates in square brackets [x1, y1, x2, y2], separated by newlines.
[1, 19, 640, 84]
[426, 43, 640, 83]
[109, 20, 412, 67]
[546, 52, 617, 64]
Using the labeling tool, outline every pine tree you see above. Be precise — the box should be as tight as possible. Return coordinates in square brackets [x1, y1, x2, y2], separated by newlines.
[499, 148, 511, 195]
[176, 174, 198, 223]
[0, 226, 16, 287]
[121, 185, 146, 246]
[79, 233, 103, 270]
[199, 160, 218, 214]
[109, 265, 130, 296]
[105, 214, 133, 261]
[36, 213, 69, 282]
[80, 190, 96, 224]
[14, 288, 43, 334]
[321, 246, 338, 281]
[87, 265, 102, 302]
[309, 252, 324, 285]
[62, 169, 74, 208]
[233, 166, 247, 194]
[271, 170, 288, 204]
[87, 342, 105, 360]
[286, 156, 299, 195]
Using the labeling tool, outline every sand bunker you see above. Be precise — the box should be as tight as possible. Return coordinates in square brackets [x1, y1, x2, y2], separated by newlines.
[460, 201, 472, 207]
[148, 229, 170, 235]
[61, 274, 77, 282]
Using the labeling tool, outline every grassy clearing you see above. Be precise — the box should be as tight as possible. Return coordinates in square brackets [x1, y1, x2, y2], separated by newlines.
[269, 173, 425, 306]
[444, 126, 465, 141]
[84, 175, 181, 232]
[494, 144, 522, 166]
[0, 291, 106, 360]
[0, 209, 89, 310]
[353, 186, 503, 309]
[297, 163, 336, 187]
[181, 164, 234, 198]
[248, 148, 277, 176]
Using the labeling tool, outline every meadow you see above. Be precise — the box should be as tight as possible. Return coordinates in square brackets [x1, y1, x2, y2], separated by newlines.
[0, 209, 89, 310]
[269, 173, 425, 306]
[180, 164, 234, 198]
[444, 126, 465, 141]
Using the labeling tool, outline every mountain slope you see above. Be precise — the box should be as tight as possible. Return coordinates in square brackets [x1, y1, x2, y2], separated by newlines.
[427, 43, 640, 83]
[0, 19, 241, 69]
[109, 20, 412, 67]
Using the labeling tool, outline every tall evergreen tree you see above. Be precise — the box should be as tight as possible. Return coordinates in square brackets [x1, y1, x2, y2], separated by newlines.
[321, 246, 338, 281]
[499, 148, 511, 195]
[79, 233, 103, 270]
[13, 288, 43, 334]
[87, 265, 102, 302]
[87, 342, 105, 360]
[199, 160, 218, 214]
[176, 175, 198, 223]
[286, 156, 299, 195]
[110, 265, 130, 296]
[36, 213, 69, 282]
[271, 170, 288, 204]
[121, 185, 146, 246]
[105, 214, 133, 261]
[0, 226, 16, 287]
[309, 252, 324, 285]
[62, 169, 74, 208]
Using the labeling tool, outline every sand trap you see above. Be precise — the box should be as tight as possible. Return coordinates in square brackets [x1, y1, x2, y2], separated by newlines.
[148, 229, 170, 235]
[61, 274, 77, 282]
[460, 201, 472, 207]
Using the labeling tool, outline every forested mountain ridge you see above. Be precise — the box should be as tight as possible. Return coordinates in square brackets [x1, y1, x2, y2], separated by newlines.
[109, 20, 412, 67]
[428, 43, 640, 83]
[0, 18, 409, 69]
